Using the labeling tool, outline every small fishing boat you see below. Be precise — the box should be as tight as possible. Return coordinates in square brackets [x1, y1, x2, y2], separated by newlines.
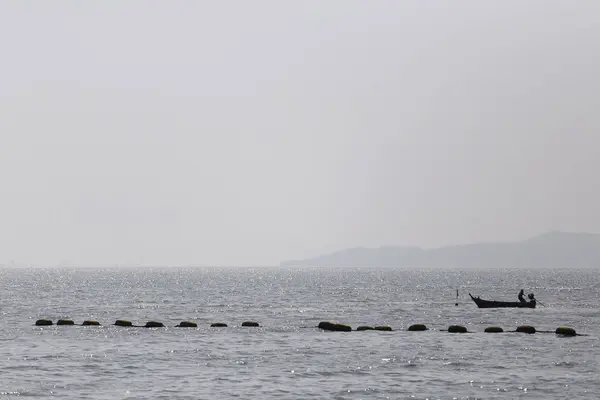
[469, 293, 536, 308]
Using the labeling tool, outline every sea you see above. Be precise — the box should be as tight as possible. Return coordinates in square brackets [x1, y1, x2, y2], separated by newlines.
[0, 266, 598, 399]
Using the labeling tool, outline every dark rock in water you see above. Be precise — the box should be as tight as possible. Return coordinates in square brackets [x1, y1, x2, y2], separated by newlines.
[114, 320, 133, 327]
[211, 323, 228, 328]
[318, 321, 352, 332]
[356, 326, 374, 331]
[35, 319, 53, 326]
[56, 319, 75, 326]
[175, 321, 198, 328]
[555, 327, 576, 336]
[374, 326, 392, 331]
[447, 325, 467, 333]
[82, 320, 101, 326]
[516, 325, 536, 334]
[241, 321, 260, 327]
[485, 326, 504, 333]
[407, 324, 428, 331]
[144, 321, 164, 328]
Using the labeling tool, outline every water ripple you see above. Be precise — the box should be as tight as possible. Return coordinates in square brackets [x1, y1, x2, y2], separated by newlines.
[0, 266, 598, 399]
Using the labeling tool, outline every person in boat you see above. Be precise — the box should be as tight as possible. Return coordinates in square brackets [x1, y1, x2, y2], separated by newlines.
[518, 289, 526, 303]
[528, 293, 535, 303]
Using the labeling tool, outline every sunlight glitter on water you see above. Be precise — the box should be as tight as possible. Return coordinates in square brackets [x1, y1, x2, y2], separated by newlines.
[0, 266, 598, 399]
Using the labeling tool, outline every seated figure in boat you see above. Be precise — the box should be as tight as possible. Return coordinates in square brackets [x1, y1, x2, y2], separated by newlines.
[518, 289, 526, 303]
[528, 293, 536, 305]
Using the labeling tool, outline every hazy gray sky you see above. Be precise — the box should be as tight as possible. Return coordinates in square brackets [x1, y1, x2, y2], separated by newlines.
[1, 1, 599, 267]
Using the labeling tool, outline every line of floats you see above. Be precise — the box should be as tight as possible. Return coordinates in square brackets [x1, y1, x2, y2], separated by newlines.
[33, 319, 583, 336]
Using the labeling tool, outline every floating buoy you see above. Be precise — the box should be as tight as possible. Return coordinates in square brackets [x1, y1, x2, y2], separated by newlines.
[516, 325, 536, 334]
[333, 323, 352, 332]
[114, 320, 133, 327]
[35, 319, 53, 326]
[175, 321, 198, 328]
[241, 321, 260, 327]
[318, 321, 335, 330]
[407, 324, 428, 331]
[56, 319, 75, 326]
[318, 321, 352, 332]
[211, 323, 228, 328]
[82, 320, 101, 326]
[356, 326, 374, 331]
[555, 327, 576, 336]
[144, 321, 164, 328]
[374, 326, 392, 331]
[484, 326, 504, 333]
[447, 325, 467, 333]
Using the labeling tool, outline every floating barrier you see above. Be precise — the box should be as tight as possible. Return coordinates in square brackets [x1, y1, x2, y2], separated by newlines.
[318, 321, 352, 332]
[484, 326, 504, 333]
[447, 325, 468, 333]
[356, 326, 374, 331]
[407, 324, 428, 331]
[175, 321, 198, 328]
[30, 318, 583, 336]
[516, 325, 536, 334]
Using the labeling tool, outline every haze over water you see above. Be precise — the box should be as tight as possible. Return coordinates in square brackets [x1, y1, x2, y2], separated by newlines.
[2, 1, 600, 268]
[1, 266, 598, 399]
[2, 2, 599, 398]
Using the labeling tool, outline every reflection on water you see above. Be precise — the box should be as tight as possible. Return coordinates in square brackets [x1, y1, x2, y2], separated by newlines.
[0, 266, 598, 399]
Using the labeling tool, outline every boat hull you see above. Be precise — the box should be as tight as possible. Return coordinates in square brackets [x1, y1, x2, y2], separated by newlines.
[469, 293, 536, 308]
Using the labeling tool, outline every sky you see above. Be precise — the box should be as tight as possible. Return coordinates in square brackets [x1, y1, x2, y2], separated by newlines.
[1, 1, 599, 267]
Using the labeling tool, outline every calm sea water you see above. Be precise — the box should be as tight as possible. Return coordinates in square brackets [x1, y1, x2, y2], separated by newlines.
[0, 266, 598, 399]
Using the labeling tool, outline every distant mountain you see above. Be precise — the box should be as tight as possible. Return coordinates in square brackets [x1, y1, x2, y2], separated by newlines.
[280, 232, 600, 268]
